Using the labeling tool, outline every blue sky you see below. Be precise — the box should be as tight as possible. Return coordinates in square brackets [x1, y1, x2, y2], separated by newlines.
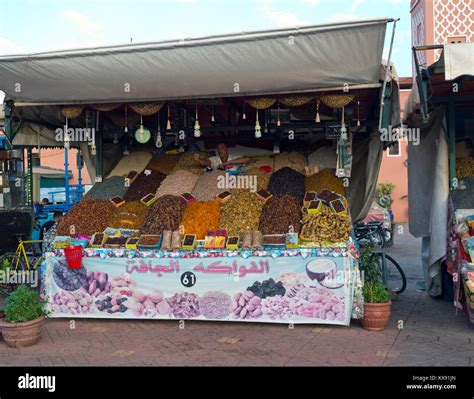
[0, 0, 412, 76]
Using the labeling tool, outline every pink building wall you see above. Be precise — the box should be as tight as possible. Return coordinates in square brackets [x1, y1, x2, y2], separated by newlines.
[34, 148, 91, 185]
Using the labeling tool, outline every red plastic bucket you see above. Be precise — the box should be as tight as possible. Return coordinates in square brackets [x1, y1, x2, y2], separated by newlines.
[64, 246, 83, 269]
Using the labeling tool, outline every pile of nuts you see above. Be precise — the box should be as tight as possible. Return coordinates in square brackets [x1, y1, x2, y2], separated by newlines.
[107, 201, 148, 230]
[259, 195, 302, 234]
[191, 170, 226, 201]
[142, 195, 187, 234]
[305, 169, 345, 195]
[156, 170, 199, 198]
[267, 167, 305, 200]
[57, 200, 115, 236]
[123, 169, 167, 201]
[218, 191, 263, 235]
[300, 210, 352, 242]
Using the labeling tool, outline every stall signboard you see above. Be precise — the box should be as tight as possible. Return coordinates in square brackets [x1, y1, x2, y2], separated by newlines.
[42, 254, 354, 325]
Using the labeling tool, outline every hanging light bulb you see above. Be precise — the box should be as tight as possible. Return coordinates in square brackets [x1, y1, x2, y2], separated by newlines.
[255, 110, 262, 138]
[166, 104, 172, 130]
[194, 103, 201, 137]
[211, 104, 215, 123]
[242, 101, 246, 120]
[316, 100, 321, 123]
[340, 106, 347, 140]
[134, 114, 151, 143]
[91, 143, 97, 155]
[357, 100, 361, 127]
[156, 113, 162, 148]
[277, 102, 281, 127]
[124, 106, 128, 133]
[264, 110, 269, 134]
[113, 133, 118, 144]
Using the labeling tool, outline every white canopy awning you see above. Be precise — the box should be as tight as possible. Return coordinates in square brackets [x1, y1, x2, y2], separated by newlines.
[0, 18, 390, 105]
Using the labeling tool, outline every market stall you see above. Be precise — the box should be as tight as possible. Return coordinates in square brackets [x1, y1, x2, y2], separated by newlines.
[407, 42, 474, 323]
[0, 19, 400, 324]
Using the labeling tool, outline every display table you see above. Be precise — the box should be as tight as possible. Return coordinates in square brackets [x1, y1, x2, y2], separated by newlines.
[41, 246, 360, 325]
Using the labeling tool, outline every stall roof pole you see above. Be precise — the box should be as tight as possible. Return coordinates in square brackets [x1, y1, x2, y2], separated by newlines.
[378, 18, 398, 133]
[3, 101, 13, 150]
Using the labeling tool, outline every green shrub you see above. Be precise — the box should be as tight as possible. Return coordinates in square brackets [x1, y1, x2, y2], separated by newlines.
[4, 285, 49, 323]
[363, 281, 390, 303]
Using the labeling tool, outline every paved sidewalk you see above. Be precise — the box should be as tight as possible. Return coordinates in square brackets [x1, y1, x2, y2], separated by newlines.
[0, 226, 472, 366]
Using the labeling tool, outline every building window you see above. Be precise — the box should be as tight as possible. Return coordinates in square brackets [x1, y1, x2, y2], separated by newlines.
[387, 140, 401, 157]
[447, 36, 466, 44]
[416, 23, 422, 45]
[32, 154, 41, 167]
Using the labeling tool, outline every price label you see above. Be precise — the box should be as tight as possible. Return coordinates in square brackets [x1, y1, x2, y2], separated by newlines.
[180, 272, 196, 288]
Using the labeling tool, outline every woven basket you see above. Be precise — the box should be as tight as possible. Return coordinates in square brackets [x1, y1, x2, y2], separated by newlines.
[106, 109, 140, 128]
[246, 98, 276, 110]
[91, 103, 121, 112]
[61, 105, 84, 119]
[279, 95, 313, 107]
[319, 94, 355, 109]
[130, 102, 165, 116]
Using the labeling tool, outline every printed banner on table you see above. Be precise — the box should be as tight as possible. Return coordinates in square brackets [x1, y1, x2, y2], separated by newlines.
[42, 254, 354, 325]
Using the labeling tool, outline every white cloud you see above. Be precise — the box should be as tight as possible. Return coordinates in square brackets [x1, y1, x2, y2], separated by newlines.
[62, 10, 103, 35]
[326, 13, 366, 23]
[351, 0, 365, 13]
[0, 37, 27, 54]
[302, 0, 320, 5]
[260, 0, 308, 28]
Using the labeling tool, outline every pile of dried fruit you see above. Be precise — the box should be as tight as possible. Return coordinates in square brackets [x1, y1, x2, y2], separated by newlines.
[267, 167, 305, 199]
[51, 290, 95, 315]
[142, 195, 187, 234]
[167, 292, 201, 318]
[218, 191, 263, 235]
[229, 167, 271, 194]
[300, 210, 352, 243]
[146, 153, 182, 174]
[123, 169, 167, 201]
[52, 260, 87, 291]
[57, 200, 115, 236]
[127, 289, 172, 317]
[259, 195, 302, 234]
[244, 155, 274, 170]
[156, 170, 199, 198]
[83, 176, 129, 200]
[181, 200, 221, 239]
[305, 169, 345, 195]
[200, 291, 232, 319]
[247, 278, 286, 299]
[273, 152, 307, 174]
[191, 170, 226, 201]
[172, 151, 209, 175]
[107, 201, 148, 230]
[232, 291, 263, 319]
[456, 158, 474, 179]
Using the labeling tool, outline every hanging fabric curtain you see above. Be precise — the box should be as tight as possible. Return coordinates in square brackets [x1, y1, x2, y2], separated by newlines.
[61, 105, 84, 119]
[279, 95, 313, 107]
[246, 98, 276, 110]
[130, 101, 165, 116]
[318, 94, 355, 108]
[91, 103, 121, 112]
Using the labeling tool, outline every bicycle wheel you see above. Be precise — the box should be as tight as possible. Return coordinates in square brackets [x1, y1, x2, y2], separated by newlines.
[384, 254, 407, 294]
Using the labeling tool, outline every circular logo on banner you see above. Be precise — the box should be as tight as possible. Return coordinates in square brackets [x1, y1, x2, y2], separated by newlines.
[180, 271, 196, 288]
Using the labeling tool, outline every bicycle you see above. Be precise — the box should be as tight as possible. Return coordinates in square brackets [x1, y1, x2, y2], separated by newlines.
[355, 222, 406, 294]
[0, 239, 43, 271]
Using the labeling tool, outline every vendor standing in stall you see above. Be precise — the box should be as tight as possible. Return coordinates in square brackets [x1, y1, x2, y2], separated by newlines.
[193, 143, 250, 170]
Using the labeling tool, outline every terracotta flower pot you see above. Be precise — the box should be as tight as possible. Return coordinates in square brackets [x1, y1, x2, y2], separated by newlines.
[362, 301, 391, 331]
[0, 316, 45, 348]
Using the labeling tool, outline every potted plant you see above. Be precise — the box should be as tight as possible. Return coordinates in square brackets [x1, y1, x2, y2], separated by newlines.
[0, 285, 48, 348]
[360, 246, 391, 331]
